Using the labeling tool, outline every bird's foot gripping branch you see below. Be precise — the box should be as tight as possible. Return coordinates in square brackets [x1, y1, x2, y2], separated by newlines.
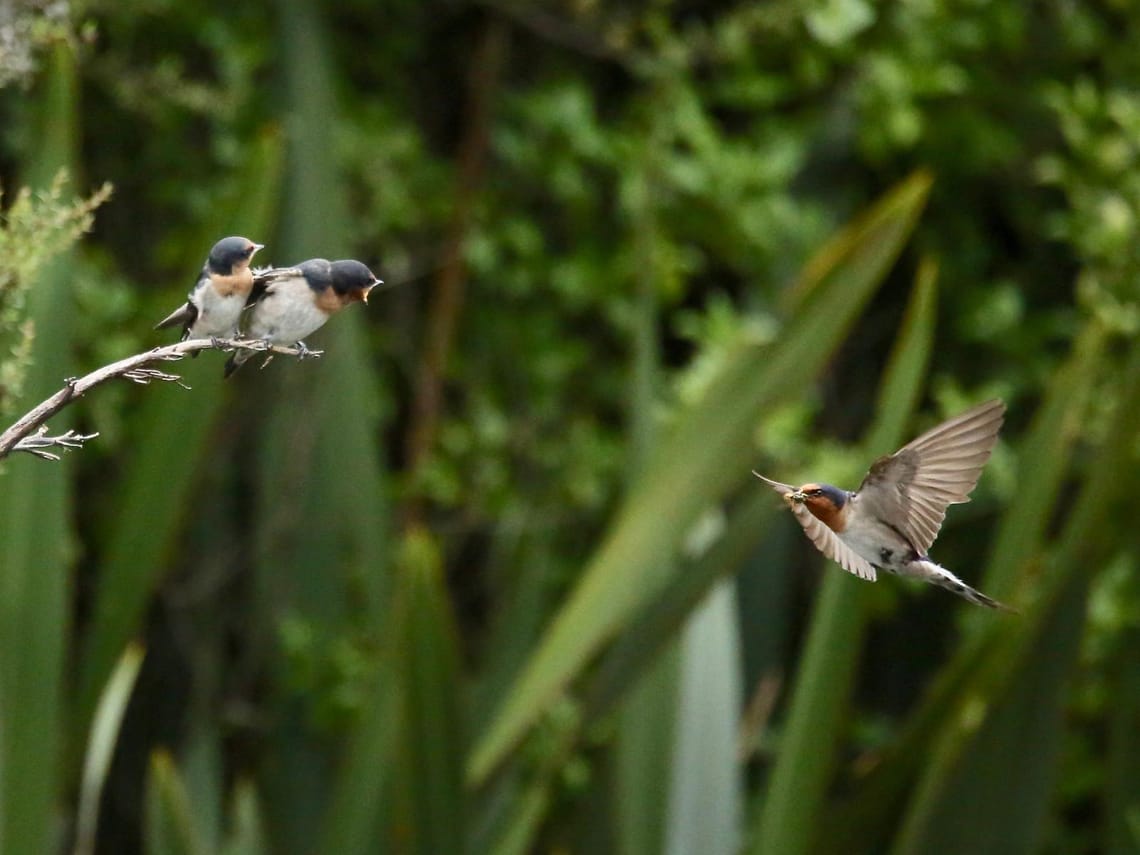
[0, 338, 320, 462]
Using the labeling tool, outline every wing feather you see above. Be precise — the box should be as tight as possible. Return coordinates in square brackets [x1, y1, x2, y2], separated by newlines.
[788, 502, 878, 581]
[856, 399, 1005, 554]
[154, 301, 196, 333]
[753, 472, 877, 582]
[246, 265, 304, 307]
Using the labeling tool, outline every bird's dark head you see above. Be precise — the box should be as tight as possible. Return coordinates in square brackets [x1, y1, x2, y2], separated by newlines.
[790, 482, 848, 511]
[329, 259, 383, 304]
[208, 236, 264, 275]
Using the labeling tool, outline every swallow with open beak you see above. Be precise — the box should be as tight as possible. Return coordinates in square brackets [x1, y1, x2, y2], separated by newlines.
[223, 258, 382, 377]
[155, 236, 264, 344]
[754, 398, 1013, 610]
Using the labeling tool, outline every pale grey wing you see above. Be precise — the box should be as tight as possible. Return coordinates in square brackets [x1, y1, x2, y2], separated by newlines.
[787, 502, 877, 581]
[856, 399, 1005, 554]
[753, 472, 877, 581]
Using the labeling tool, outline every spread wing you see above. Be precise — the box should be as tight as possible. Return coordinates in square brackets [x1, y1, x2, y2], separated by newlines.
[753, 472, 877, 582]
[855, 399, 1005, 555]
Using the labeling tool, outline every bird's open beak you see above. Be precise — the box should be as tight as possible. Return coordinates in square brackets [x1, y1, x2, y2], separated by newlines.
[362, 278, 383, 304]
[789, 490, 806, 503]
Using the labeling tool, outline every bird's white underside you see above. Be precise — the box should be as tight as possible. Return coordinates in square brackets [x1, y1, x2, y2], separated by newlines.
[246, 276, 331, 344]
[754, 399, 1006, 584]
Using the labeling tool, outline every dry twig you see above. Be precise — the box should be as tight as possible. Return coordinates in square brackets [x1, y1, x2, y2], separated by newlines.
[0, 338, 320, 461]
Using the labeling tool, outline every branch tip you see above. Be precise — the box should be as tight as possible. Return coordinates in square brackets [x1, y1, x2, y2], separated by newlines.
[0, 337, 321, 461]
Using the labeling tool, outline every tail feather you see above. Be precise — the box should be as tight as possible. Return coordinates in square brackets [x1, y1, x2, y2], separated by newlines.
[155, 302, 195, 332]
[902, 559, 1017, 612]
[223, 350, 250, 378]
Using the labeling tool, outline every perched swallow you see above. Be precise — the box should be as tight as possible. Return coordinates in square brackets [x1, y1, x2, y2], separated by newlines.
[223, 258, 382, 377]
[754, 398, 1013, 610]
[155, 236, 265, 346]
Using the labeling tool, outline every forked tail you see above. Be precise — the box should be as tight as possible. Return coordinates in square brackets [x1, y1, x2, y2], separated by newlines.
[902, 559, 1017, 612]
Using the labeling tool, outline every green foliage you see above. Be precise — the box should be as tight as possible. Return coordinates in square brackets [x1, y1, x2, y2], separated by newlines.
[0, 172, 110, 414]
[0, 0, 74, 87]
[1, 2, 1140, 854]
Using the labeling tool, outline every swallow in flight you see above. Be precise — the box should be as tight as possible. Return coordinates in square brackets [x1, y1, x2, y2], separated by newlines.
[754, 399, 1013, 610]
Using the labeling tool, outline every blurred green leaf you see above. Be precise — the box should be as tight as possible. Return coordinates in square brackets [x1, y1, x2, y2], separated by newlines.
[0, 43, 79, 855]
[968, 322, 1107, 627]
[468, 171, 932, 785]
[318, 658, 399, 855]
[891, 573, 1089, 855]
[145, 751, 211, 855]
[72, 126, 285, 760]
[750, 253, 938, 855]
[74, 642, 145, 855]
[254, 4, 392, 851]
[615, 647, 680, 855]
[889, 342, 1140, 855]
[614, 137, 678, 855]
[818, 319, 1108, 852]
[663, 579, 743, 855]
[396, 529, 465, 855]
[1106, 625, 1140, 854]
[221, 781, 268, 855]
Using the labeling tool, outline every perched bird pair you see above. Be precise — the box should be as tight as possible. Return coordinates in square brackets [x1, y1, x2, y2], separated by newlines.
[754, 398, 1014, 611]
[155, 236, 382, 377]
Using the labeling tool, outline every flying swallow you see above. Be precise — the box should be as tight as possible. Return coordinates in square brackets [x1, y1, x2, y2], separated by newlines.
[155, 236, 264, 345]
[754, 398, 1013, 610]
[223, 258, 382, 377]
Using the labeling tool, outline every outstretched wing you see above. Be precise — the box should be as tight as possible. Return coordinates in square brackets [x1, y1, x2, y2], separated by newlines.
[753, 472, 877, 582]
[855, 399, 1005, 555]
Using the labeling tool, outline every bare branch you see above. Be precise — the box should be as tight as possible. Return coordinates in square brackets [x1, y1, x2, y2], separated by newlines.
[0, 338, 320, 461]
[11, 427, 100, 460]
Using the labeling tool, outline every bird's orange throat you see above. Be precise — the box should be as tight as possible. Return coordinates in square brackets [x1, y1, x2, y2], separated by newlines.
[212, 268, 254, 297]
[316, 288, 367, 314]
[802, 495, 847, 533]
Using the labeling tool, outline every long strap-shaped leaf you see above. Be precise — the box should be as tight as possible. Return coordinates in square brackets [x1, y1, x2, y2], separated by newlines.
[748, 258, 939, 855]
[0, 46, 79, 855]
[467, 171, 934, 785]
[816, 322, 1106, 852]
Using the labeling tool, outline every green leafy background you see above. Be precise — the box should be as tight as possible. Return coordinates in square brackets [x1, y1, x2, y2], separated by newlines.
[0, 2, 1137, 853]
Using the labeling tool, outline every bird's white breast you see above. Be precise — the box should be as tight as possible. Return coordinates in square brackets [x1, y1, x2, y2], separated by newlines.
[190, 282, 246, 338]
[246, 277, 330, 344]
[839, 503, 916, 570]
